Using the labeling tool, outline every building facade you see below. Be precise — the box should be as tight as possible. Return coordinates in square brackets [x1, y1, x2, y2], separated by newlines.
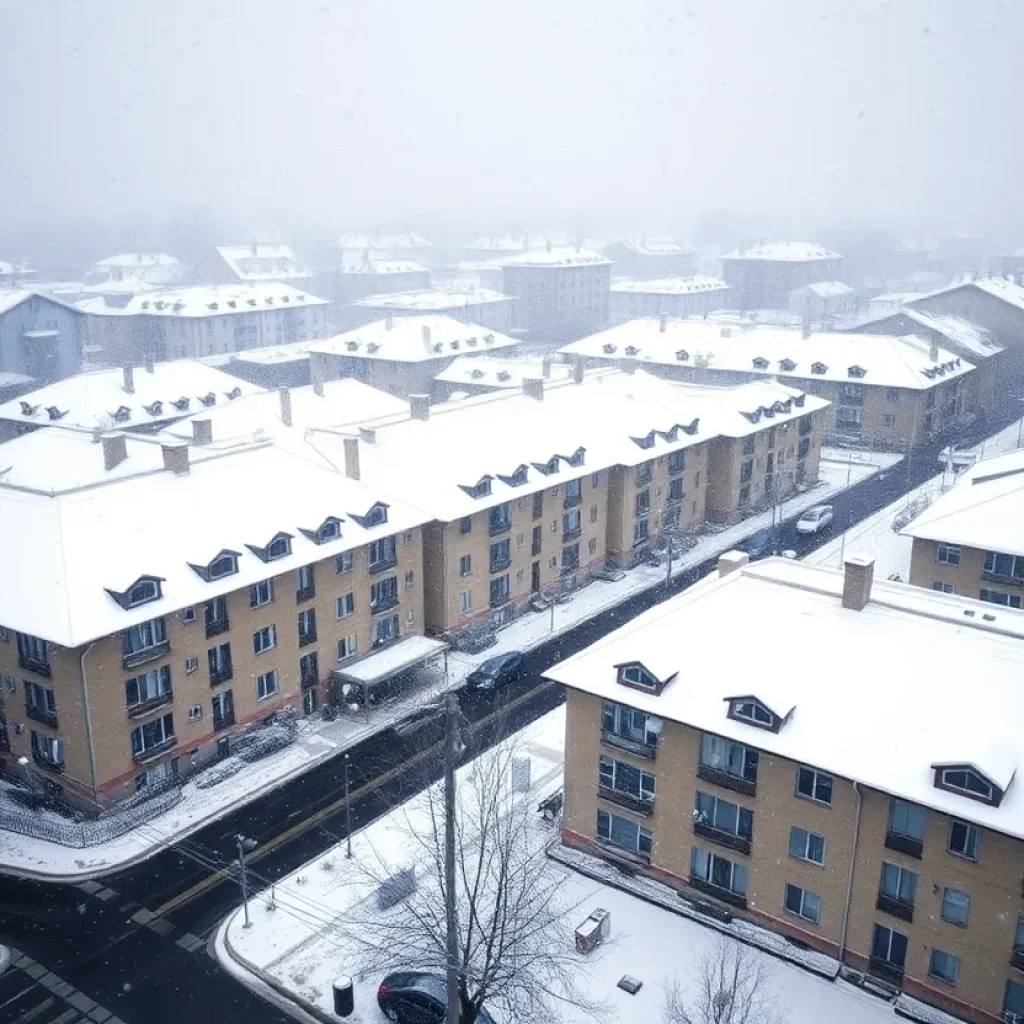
[0, 290, 86, 381]
[602, 240, 698, 280]
[720, 242, 844, 310]
[609, 277, 730, 323]
[348, 289, 515, 333]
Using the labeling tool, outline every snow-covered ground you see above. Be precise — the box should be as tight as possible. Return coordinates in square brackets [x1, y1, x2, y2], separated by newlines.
[215, 705, 948, 1024]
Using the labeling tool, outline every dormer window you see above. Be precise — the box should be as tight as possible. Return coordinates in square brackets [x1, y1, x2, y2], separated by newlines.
[847, 365, 867, 379]
[752, 357, 769, 370]
[631, 431, 656, 450]
[932, 762, 1006, 807]
[566, 447, 586, 467]
[546, 456, 560, 474]
[143, 401, 163, 416]
[225, 387, 242, 400]
[779, 358, 796, 372]
[198, 392, 217, 406]
[725, 694, 792, 733]
[171, 397, 190, 411]
[317, 518, 341, 542]
[811, 362, 827, 375]
[615, 660, 673, 695]
[460, 476, 493, 499]
[602, 343, 617, 354]
[675, 349, 689, 362]
[46, 406, 68, 421]
[267, 534, 292, 560]
[106, 575, 165, 610]
[189, 550, 241, 582]
[624, 345, 638, 356]
[112, 405, 132, 422]
[499, 465, 529, 487]
[349, 502, 389, 528]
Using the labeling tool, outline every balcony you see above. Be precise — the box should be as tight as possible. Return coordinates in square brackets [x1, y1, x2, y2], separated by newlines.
[595, 838, 650, 867]
[18, 655, 51, 678]
[126, 691, 174, 719]
[697, 763, 756, 797]
[598, 785, 655, 817]
[132, 736, 177, 764]
[688, 875, 748, 910]
[981, 571, 1024, 587]
[368, 555, 397, 576]
[370, 594, 399, 615]
[839, 391, 864, 407]
[693, 821, 752, 856]
[562, 526, 582, 543]
[489, 518, 512, 538]
[1010, 948, 1024, 972]
[489, 591, 511, 610]
[205, 616, 230, 639]
[123, 640, 170, 671]
[301, 671, 319, 690]
[213, 710, 235, 732]
[868, 957, 904, 987]
[296, 583, 317, 602]
[876, 892, 915, 923]
[489, 554, 512, 574]
[601, 730, 656, 760]
[298, 629, 318, 648]
[25, 705, 58, 729]
[563, 491, 582, 509]
[210, 666, 233, 687]
[884, 831, 923, 859]
[32, 753, 65, 773]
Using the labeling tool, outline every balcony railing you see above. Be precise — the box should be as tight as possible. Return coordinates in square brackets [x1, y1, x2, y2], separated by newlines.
[884, 831, 923, 859]
[298, 629, 318, 648]
[370, 594, 399, 615]
[601, 730, 656, 760]
[489, 554, 512, 573]
[33, 753, 64, 773]
[868, 957, 904, 987]
[1010, 948, 1024, 972]
[126, 691, 174, 719]
[562, 526, 582, 543]
[876, 892, 915, 923]
[213, 710, 235, 732]
[368, 555, 397, 576]
[18, 655, 51, 677]
[210, 666, 233, 687]
[132, 736, 177, 764]
[594, 838, 650, 866]
[598, 785, 655, 817]
[839, 391, 864, 407]
[296, 583, 317, 601]
[205, 616, 230, 639]
[563, 491, 582, 509]
[981, 570, 1024, 587]
[697, 763, 756, 797]
[668, 460, 685, 476]
[688, 875, 748, 910]
[489, 518, 512, 537]
[123, 640, 170, 671]
[489, 591, 511, 609]
[25, 705, 58, 729]
[693, 820, 752, 856]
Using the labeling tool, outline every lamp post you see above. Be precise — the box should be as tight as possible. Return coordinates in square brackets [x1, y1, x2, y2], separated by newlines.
[444, 691, 460, 1024]
[344, 753, 352, 859]
[236, 834, 258, 927]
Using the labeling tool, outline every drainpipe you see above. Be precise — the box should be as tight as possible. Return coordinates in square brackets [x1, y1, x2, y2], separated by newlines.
[838, 780, 863, 965]
[78, 642, 98, 799]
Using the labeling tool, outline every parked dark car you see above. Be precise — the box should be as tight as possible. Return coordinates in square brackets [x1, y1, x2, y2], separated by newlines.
[736, 526, 777, 560]
[378, 971, 497, 1023]
[465, 651, 525, 693]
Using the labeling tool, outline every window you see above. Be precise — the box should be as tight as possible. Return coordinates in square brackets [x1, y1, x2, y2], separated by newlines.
[208, 642, 232, 682]
[371, 575, 399, 612]
[784, 884, 821, 924]
[796, 766, 833, 805]
[929, 949, 958, 986]
[125, 666, 171, 708]
[668, 450, 685, 475]
[336, 551, 353, 574]
[700, 734, 758, 784]
[932, 581, 955, 594]
[267, 535, 291, 560]
[459, 515, 473, 536]
[373, 613, 400, 647]
[188, 704, 203, 723]
[938, 767, 993, 801]
[886, 388, 900, 402]
[404, 570, 414, 588]
[668, 476, 684, 503]
[204, 596, 228, 635]
[941, 888, 970, 926]
[947, 820, 979, 861]
[180, 607, 196, 624]
[635, 461, 653, 486]
[131, 712, 175, 756]
[883, 414, 896, 428]
[489, 575, 510, 607]
[460, 590, 472, 614]
[298, 608, 317, 643]
[564, 478, 582, 504]
[561, 542, 580, 570]
[253, 625, 277, 654]
[317, 520, 340, 543]
[936, 543, 961, 566]
[123, 617, 167, 656]
[591, 472, 600, 488]
[299, 651, 319, 686]
[633, 517, 649, 546]
[337, 635, 357, 660]
[336, 592, 355, 619]
[599, 755, 655, 803]
[185, 656, 198, 674]
[695, 791, 753, 839]
[588, 538, 597, 555]
[739, 484, 750, 506]
[208, 553, 238, 580]
[620, 663, 658, 689]
[596, 809, 652, 857]
[296, 563, 315, 597]
[459, 554, 472, 577]
[691, 847, 747, 896]
[31, 731, 63, 766]
[983, 550, 1024, 580]
[1015, 917, 1024, 955]
[490, 538, 511, 571]
[17, 632, 51, 672]
[363, 503, 388, 527]
[979, 588, 1021, 608]
[563, 508, 582, 538]
[880, 861, 917, 905]
[127, 578, 161, 606]
[731, 699, 774, 728]
[489, 503, 512, 534]
[532, 492, 543, 519]
[249, 579, 274, 608]
[739, 458, 753, 484]
[872, 924, 908, 971]
[257, 670, 278, 701]
[790, 827, 826, 865]
[742, 435, 755, 456]
[635, 488, 651, 517]
[602, 701, 658, 750]
[889, 798, 927, 840]
[369, 535, 397, 570]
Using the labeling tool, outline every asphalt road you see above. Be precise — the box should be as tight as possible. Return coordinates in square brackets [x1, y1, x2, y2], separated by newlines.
[0, 405, 1012, 1024]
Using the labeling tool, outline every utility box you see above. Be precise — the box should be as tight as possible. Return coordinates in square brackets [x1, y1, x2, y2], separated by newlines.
[332, 976, 354, 1017]
[575, 907, 611, 954]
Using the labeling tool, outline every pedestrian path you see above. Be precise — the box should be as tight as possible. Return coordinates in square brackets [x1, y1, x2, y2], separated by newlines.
[0, 947, 123, 1024]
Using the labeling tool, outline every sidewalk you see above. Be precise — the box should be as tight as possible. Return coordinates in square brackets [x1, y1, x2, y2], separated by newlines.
[0, 448, 892, 881]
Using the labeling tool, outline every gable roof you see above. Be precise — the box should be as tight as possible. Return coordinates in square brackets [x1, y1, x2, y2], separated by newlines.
[908, 277, 1024, 316]
[434, 356, 574, 390]
[113, 282, 327, 318]
[215, 243, 312, 282]
[502, 246, 611, 268]
[0, 288, 84, 318]
[721, 242, 841, 262]
[850, 309, 1003, 362]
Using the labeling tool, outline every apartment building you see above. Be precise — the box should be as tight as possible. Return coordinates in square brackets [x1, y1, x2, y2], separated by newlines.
[197, 243, 313, 285]
[720, 242, 844, 311]
[307, 314, 522, 398]
[334, 233, 434, 264]
[903, 449, 1024, 609]
[547, 553, 1024, 1024]
[501, 247, 613, 342]
[84, 253, 188, 290]
[433, 356, 573, 400]
[311, 251, 431, 313]
[602, 240, 698, 280]
[0, 432, 431, 810]
[0, 289, 87, 381]
[349, 288, 515, 333]
[609, 276, 731, 324]
[561, 317, 975, 450]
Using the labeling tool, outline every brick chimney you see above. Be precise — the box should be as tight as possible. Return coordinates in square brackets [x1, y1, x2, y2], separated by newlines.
[571, 354, 585, 384]
[122, 364, 135, 394]
[717, 550, 749, 577]
[310, 357, 325, 397]
[842, 554, 875, 611]
[161, 443, 190, 475]
[522, 377, 544, 400]
[102, 434, 128, 470]
[279, 388, 293, 427]
[541, 357, 552, 379]
[410, 394, 430, 420]
[192, 418, 213, 444]
[343, 436, 360, 480]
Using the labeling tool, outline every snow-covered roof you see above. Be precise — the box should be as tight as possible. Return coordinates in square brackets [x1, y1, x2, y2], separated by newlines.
[230, 338, 317, 365]
[909, 277, 1024, 315]
[562, 318, 975, 391]
[96, 282, 328, 318]
[93, 253, 182, 269]
[0, 289, 83, 318]
[611, 238, 697, 257]
[308, 314, 521, 363]
[338, 252, 429, 275]
[0, 361, 264, 431]
[80, 277, 160, 297]
[546, 556, 1024, 842]
[352, 288, 513, 311]
[502, 246, 612, 269]
[0, 441, 430, 648]
[902, 448, 1024, 556]
[334, 233, 432, 252]
[611, 275, 729, 296]
[792, 281, 855, 299]
[215, 243, 312, 282]
[466, 231, 576, 253]
[853, 309, 1003, 361]
[434, 356, 574, 389]
[722, 242, 841, 262]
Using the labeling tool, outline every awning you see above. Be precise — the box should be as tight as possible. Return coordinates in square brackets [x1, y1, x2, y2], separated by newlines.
[332, 635, 447, 688]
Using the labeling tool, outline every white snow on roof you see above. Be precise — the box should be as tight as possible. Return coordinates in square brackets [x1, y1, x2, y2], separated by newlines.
[909, 277, 1024, 315]
[333, 635, 446, 682]
[0, 441, 430, 647]
[0, 289, 83, 318]
[856, 309, 1003, 361]
[308, 314, 521, 363]
[613, 238, 697, 257]
[466, 231, 576, 252]
[334, 233, 432, 252]
[230, 338, 317, 365]
[434, 356, 574, 389]
[502, 246, 611, 268]
[92, 253, 182, 271]
[81, 277, 160, 297]
[111, 282, 327, 318]
[546, 556, 1024, 841]
[722, 241, 841, 262]
[793, 280, 855, 299]
[352, 288, 512, 311]
[611, 275, 729, 295]
[0, 371, 32, 387]
[338, 252, 429, 275]
[0, 361, 264, 430]
[901, 448, 1024, 556]
[215, 243, 312, 282]
[562, 318, 974, 390]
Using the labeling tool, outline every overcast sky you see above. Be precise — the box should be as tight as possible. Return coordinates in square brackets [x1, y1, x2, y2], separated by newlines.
[0, 0, 1021, 244]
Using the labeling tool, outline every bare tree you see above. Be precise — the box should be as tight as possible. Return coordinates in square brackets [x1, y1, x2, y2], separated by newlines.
[338, 732, 606, 1024]
[663, 937, 785, 1024]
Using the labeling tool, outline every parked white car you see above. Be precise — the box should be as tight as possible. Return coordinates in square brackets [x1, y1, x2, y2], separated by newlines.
[796, 504, 834, 534]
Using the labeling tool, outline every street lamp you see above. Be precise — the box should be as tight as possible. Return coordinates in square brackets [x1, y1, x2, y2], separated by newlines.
[344, 753, 352, 859]
[236, 834, 258, 927]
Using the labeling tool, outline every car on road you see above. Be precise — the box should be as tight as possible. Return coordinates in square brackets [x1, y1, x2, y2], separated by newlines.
[378, 971, 497, 1023]
[736, 526, 777, 560]
[795, 504, 834, 534]
[465, 651, 525, 693]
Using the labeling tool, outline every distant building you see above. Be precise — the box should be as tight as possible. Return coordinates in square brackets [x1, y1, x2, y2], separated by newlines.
[349, 288, 515, 332]
[0, 261, 38, 288]
[312, 251, 431, 316]
[464, 231, 576, 261]
[602, 239, 697, 280]
[436, 259, 507, 293]
[197, 243, 313, 285]
[433, 355, 573, 400]
[0, 289, 87, 382]
[222, 339, 318, 389]
[610, 276, 730, 323]
[334, 233, 433, 265]
[84, 253, 188, 291]
[720, 242, 844, 310]
[787, 281, 857, 322]
[501, 247, 613, 342]
[993, 248, 1024, 279]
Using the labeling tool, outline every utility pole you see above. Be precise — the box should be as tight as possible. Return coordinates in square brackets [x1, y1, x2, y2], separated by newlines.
[344, 753, 352, 859]
[444, 692, 460, 1024]
[236, 834, 257, 927]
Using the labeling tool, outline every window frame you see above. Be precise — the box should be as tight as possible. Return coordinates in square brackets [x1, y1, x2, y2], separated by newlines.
[784, 883, 821, 924]
[253, 624, 277, 655]
[947, 819, 979, 862]
[940, 887, 970, 927]
[935, 543, 961, 566]
[596, 808, 652, 857]
[598, 755, 656, 803]
[928, 948, 959, 986]
[249, 579, 274, 609]
[789, 826, 826, 866]
[795, 765, 833, 806]
[256, 669, 279, 701]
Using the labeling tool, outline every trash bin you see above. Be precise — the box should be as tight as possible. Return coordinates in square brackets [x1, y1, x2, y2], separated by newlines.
[333, 975, 354, 1017]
